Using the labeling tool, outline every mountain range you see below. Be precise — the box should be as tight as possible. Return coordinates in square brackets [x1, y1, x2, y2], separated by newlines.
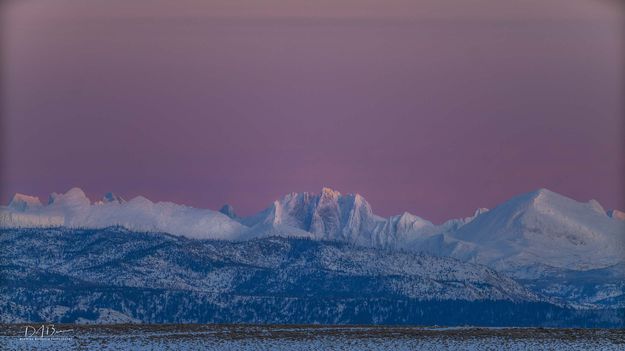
[2, 187, 623, 273]
[1, 187, 624, 324]
[2, 227, 621, 326]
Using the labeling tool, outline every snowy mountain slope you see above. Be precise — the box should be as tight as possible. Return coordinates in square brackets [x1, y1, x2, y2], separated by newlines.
[2, 226, 578, 325]
[0, 188, 247, 240]
[396, 189, 625, 308]
[408, 189, 625, 275]
[517, 262, 625, 309]
[444, 189, 625, 271]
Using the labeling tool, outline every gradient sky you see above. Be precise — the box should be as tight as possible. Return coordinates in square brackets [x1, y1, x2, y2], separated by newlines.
[1, 0, 624, 223]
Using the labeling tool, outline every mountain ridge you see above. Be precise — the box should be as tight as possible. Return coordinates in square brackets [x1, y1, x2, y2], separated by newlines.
[1, 187, 624, 313]
[2, 187, 623, 278]
[2, 226, 591, 326]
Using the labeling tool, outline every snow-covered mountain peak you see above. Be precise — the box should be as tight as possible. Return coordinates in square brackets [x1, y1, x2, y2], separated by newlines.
[390, 212, 433, 234]
[398, 211, 417, 221]
[427, 188, 625, 274]
[525, 188, 563, 206]
[350, 193, 371, 210]
[508, 188, 605, 219]
[219, 204, 237, 219]
[8, 193, 43, 211]
[0, 189, 249, 240]
[102, 192, 125, 204]
[473, 207, 489, 217]
[2, 185, 622, 278]
[393, 211, 428, 227]
[237, 188, 395, 245]
[126, 195, 153, 207]
[532, 187, 554, 196]
[48, 187, 91, 207]
[320, 187, 341, 199]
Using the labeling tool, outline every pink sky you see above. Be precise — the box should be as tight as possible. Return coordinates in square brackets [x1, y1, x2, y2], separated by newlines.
[1, 0, 623, 222]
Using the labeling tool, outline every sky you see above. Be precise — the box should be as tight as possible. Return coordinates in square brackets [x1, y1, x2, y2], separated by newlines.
[1, 0, 624, 223]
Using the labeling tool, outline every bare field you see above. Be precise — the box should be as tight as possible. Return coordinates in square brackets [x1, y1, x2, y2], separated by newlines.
[1, 324, 624, 350]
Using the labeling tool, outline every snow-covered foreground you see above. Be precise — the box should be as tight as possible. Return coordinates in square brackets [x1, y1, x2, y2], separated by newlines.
[1, 325, 623, 351]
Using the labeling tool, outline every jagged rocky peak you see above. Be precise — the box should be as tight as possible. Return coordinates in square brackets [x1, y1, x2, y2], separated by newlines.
[317, 187, 371, 211]
[473, 207, 489, 217]
[458, 207, 489, 225]
[315, 187, 342, 210]
[102, 192, 126, 204]
[399, 211, 430, 226]
[310, 189, 343, 237]
[309, 187, 382, 240]
[346, 193, 373, 213]
[8, 193, 43, 211]
[219, 204, 237, 219]
[395, 211, 419, 223]
[246, 187, 380, 241]
[388, 211, 432, 235]
[320, 187, 341, 199]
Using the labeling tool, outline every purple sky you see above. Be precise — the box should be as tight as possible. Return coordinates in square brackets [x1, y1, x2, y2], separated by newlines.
[1, 0, 624, 223]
